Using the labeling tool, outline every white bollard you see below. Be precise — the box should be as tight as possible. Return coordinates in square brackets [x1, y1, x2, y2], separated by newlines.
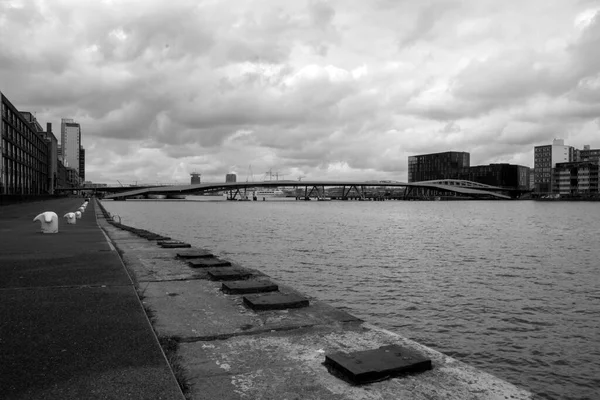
[33, 211, 59, 233]
[75, 211, 82, 219]
[63, 212, 77, 224]
[78, 207, 85, 213]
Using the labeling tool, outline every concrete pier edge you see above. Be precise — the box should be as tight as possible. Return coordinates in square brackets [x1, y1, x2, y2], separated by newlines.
[96, 199, 533, 400]
[99, 213, 189, 398]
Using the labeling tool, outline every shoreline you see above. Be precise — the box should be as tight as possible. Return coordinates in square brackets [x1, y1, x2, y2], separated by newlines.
[97, 199, 532, 399]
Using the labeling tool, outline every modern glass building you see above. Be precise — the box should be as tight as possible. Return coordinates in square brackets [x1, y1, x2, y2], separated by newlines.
[408, 151, 470, 182]
[458, 164, 530, 190]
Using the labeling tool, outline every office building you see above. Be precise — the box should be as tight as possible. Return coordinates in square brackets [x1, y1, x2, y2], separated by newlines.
[190, 172, 201, 184]
[529, 169, 535, 190]
[38, 123, 59, 194]
[575, 145, 600, 164]
[533, 139, 573, 193]
[458, 164, 530, 190]
[61, 118, 81, 179]
[79, 147, 85, 182]
[226, 173, 236, 183]
[1, 91, 50, 194]
[553, 161, 599, 195]
[408, 151, 470, 182]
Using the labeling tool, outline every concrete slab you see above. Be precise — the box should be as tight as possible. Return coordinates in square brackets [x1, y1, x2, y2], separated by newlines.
[221, 280, 279, 294]
[157, 240, 187, 245]
[138, 280, 360, 339]
[207, 267, 253, 281]
[178, 324, 531, 400]
[176, 250, 214, 259]
[188, 258, 232, 268]
[120, 252, 202, 283]
[141, 234, 171, 241]
[149, 236, 172, 241]
[243, 292, 309, 310]
[324, 344, 432, 384]
[160, 242, 192, 249]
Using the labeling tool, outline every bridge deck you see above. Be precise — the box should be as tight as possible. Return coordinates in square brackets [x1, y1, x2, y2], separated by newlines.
[102, 180, 511, 200]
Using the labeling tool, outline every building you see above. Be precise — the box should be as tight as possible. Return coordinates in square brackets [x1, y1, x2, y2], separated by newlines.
[529, 168, 535, 190]
[408, 151, 470, 182]
[533, 139, 574, 193]
[458, 163, 530, 190]
[1, 91, 50, 195]
[190, 172, 201, 184]
[553, 161, 599, 195]
[575, 145, 600, 164]
[38, 123, 59, 194]
[61, 118, 81, 181]
[79, 147, 85, 182]
[226, 173, 236, 183]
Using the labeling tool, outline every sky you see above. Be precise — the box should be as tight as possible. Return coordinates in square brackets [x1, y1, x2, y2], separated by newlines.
[1, 0, 599, 184]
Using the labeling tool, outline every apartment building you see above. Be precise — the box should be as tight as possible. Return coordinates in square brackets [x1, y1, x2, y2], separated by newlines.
[533, 139, 574, 193]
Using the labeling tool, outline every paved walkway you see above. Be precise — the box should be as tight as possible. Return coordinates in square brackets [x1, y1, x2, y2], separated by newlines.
[0, 198, 184, 399]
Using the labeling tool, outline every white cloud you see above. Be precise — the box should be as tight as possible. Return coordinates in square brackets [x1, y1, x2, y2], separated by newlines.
[1, 0, 599, 184]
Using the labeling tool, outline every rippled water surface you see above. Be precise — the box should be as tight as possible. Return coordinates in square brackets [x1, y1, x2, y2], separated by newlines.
[103, 198, 600, 399]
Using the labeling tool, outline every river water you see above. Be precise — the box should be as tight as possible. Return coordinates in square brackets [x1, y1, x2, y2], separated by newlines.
[102, 198, 600, 400]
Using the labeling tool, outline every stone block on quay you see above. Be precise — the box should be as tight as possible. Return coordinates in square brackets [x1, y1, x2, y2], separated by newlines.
[156, 240, 181, 245]
[323, 344, 432, 385]
[221, 280, 279, 294]
[188, 258, 231, 268]
[207, 268, 253, 281]
[176, 250, 214, 259]
[160, 242, 192, 249]
[243, 293, 309, 311]
[146, 235, 171, 241]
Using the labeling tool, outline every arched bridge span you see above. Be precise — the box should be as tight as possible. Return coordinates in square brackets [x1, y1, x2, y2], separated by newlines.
[101, 180, 515, 200]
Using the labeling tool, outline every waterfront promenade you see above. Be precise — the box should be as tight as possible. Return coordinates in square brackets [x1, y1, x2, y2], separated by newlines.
[1, 197, 533, 399]
[0, 198, 184, 399]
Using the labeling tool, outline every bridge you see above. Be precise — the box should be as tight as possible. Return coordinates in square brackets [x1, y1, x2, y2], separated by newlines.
[100, 179, 521, 200]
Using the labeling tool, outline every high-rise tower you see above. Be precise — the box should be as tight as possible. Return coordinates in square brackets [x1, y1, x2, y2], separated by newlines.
[60, 118, 82, 181]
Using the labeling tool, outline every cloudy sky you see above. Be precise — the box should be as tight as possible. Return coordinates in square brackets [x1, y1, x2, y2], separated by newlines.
[1, 0, 599, 184]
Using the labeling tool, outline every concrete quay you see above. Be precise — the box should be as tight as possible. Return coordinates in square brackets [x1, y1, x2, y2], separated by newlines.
[96, 200, 533, 399]
[0, 198, 184, 399]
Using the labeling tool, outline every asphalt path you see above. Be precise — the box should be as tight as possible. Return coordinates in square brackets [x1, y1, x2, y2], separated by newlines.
[0, 197, 183, 399]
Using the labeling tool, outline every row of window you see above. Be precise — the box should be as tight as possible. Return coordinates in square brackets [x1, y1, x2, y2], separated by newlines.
[2, 121, 47, 159]
[2, 159, 48, 194]
[2, 139, 48, 172]
[1, 100, 51, 195]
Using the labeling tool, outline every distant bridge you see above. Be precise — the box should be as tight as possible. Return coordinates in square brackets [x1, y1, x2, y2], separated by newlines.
[100, 179, 521, 200]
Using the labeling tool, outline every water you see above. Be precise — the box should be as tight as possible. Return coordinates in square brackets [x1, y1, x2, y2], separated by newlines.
[103, 198, 600, 400]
